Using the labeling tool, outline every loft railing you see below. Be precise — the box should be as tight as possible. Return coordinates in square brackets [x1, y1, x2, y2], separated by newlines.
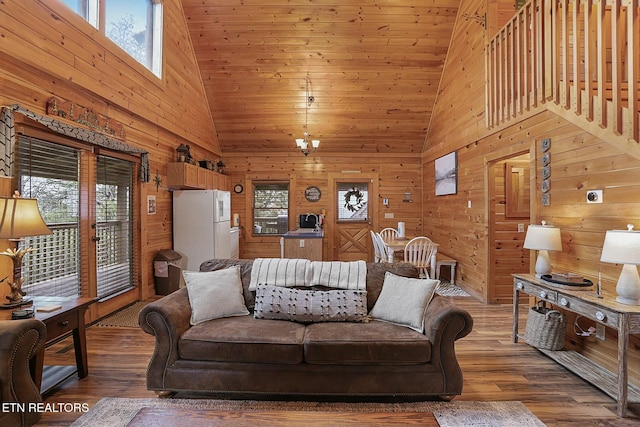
[486, 0, 639, 145]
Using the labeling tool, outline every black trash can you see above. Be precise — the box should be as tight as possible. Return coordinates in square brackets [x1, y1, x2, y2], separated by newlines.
[154, 249, 182, 295]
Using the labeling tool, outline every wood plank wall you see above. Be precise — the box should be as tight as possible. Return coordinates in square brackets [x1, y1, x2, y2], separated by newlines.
[224, 153, 422, 261]
[425, 0, 640, 386]
[0, 0, 220, 315]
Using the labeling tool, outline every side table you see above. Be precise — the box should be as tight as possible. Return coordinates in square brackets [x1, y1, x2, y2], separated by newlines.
[1, 296, 95, 395]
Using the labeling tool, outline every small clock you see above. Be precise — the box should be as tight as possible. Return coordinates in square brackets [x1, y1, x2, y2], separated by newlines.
[233, 184, 244, 194]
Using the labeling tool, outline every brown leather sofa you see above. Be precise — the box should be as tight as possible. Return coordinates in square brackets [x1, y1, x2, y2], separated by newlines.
[0, 319, 47, 427]
[139, 259, 473, 399]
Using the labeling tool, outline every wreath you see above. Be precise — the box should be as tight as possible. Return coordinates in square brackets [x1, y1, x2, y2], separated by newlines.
[343, 188, 365, 212]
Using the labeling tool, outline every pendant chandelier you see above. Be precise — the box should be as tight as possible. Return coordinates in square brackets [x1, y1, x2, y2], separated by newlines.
[295, 75, 320, 156]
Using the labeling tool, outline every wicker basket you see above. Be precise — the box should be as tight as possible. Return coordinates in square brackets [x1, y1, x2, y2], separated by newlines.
[524, 303, 566, 350]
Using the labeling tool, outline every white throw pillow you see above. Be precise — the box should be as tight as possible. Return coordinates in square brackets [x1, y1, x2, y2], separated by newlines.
[184, 266, 249, 325]
[369, 272, 439, 333]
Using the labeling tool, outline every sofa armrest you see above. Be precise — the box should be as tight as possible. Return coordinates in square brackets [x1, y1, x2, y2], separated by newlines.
[138, 288, 192, 392]
[422, 295, 473, 396]
[0, 319, 47, 427]
[424, 295, 473, 343]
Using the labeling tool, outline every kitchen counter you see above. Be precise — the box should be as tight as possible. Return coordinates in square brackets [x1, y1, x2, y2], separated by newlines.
[281, 229, 324, 260]
[282, 228, 324, 239]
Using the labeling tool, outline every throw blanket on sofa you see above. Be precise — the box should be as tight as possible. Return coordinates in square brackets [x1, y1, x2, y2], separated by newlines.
[249, 259, 367, 291]
[249, 258, 313, 291]
[311, 260, 367, 290]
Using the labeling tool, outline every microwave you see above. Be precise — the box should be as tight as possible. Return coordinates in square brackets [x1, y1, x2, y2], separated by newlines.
[299, 214, 318, 229]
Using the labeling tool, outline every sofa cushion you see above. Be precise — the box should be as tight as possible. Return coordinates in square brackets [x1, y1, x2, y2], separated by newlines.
[200, 258, 256, 310]
[310, 260, 367, 290]
[303, 321, 431, 365]
[254, 284, 368, 323]
[179, 315, 305, 364]
[369, 272, 439, 333]
[249, 258, 312, 291]
[183, 267, 249, 325]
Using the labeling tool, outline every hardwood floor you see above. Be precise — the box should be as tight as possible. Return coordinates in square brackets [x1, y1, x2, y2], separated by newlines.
[36, 296, 640, 426]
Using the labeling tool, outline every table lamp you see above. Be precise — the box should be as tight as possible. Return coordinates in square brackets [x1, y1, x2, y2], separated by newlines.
[523, 221, 562, 278]
[600, 224, 640, 305]
[0, 194, 52, 307]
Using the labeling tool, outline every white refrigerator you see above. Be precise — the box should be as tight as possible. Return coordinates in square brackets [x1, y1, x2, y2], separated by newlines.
[173, 189, 231, 272]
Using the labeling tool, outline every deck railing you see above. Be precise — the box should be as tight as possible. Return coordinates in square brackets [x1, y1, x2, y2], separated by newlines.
[486, 0, 639, 145]
[21, 221, 132, 298]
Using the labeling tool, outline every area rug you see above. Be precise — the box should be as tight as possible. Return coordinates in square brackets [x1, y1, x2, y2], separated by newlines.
[70, 398, 545, 427]
[94, 302, 149, 328]
[436, 281, 471, 297]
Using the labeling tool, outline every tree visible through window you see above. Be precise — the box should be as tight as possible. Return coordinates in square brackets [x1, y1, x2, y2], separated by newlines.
[106, 0, 162, 75]
[253, 182, 289, 235]
[60, 0, 163, 77]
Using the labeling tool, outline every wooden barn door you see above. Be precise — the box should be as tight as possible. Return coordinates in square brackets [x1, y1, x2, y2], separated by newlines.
[328, 173, 378, 262]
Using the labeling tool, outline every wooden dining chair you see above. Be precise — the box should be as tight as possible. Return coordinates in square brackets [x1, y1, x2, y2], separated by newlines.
[404, 236, 437, 278]
[370, 230, 389, 263]
[379, 227, 398, 240]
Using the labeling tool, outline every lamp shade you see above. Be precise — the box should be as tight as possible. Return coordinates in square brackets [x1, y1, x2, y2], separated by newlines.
[0, 197, 52, 239]
[600, 225, 640, 265]
[523, 223, 562, 251]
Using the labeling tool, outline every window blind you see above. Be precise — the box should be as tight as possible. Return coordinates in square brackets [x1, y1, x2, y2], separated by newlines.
[96, 155, 134, 299]
[18, 136, 81, 297]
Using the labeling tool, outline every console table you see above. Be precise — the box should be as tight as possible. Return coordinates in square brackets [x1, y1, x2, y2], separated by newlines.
[512, 274, 640, 417]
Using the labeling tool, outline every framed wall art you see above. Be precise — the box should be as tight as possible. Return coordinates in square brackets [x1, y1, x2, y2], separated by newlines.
[147, 195, 157, 215]
[435, 151, 457, 196]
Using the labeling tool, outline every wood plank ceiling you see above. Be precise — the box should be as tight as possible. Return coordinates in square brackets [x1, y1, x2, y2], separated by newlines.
[182, 0, 461, 156]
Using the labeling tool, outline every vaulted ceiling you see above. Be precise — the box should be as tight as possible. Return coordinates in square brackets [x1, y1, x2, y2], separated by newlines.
[182, 0, 461, 156]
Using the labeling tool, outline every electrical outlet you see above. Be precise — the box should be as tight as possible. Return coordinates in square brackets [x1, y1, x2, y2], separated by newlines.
[384, 212, 394, 219]
[518, 223, 525, 233]
[596, 323, 606, 341]
[299, 240, 305, 248]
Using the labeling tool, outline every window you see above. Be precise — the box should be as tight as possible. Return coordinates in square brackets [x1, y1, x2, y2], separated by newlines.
[60, 0, 163, 77]
[253, 182, 289, 235]
[338, 182, 369, 221]
[61, 0, 98, 27]
[105, 0, 163, 76]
